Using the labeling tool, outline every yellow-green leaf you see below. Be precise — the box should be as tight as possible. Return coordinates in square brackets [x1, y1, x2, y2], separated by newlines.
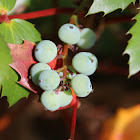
[0, 0, 16, 14]
[87, 0, 136, 16]
[0, 19, 41, 44]
[0, 33, 29, 106]
[0, 33, 12, 85]
[124, 13, 140, 77]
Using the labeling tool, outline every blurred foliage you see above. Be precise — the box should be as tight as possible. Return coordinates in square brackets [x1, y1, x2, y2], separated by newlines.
[99, 105, 140, 140]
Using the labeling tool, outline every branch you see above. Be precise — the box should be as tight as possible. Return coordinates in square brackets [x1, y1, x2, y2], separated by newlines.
[8, 8, 74, 20]
[6, 7, 135, 26]
[0, 14, 9, 23]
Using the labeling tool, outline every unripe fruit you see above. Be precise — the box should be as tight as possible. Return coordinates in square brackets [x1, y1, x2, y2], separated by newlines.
[58, 23, 80, 44]
[35, 40, 57, 63]
[72, 52, 98, 76]
[77, 28, 96, 49]
[71, 74, 92, 97]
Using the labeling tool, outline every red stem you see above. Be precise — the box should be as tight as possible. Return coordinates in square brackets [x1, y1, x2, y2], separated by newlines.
[70, 100, 78, 140]
[6, 8, 134, 26]
[0, 7, 133, 25]
[0, 14, 9, 23]
[8, 8, 74, 20]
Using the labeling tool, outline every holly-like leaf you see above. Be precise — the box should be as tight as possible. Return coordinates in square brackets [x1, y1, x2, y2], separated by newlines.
[0, 18, 41, 44]
[8, 40, 42, 94]
[0, 0, 16, 14]
[123, 13, 140, 77]
[2, 69, 29, 107]
[0, 33, 29, 106]
[87, 0, 136, 16]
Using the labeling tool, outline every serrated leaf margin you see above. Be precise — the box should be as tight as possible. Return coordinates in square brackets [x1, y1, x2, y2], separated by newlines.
[87, 0, 136, 16]
[123, 13, 140, 77]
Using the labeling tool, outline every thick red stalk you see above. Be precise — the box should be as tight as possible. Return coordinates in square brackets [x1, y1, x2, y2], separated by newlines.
[70, 99, 79, 140]
[8, 8, 74, 20]
[0, 14, 8, 23]
[0, 8, 133, 25]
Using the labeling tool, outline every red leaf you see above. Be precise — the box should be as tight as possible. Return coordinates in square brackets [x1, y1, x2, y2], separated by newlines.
[48, 53, 63, 70]
[48, 58, 57, 69]
[8, 40, 42, 94]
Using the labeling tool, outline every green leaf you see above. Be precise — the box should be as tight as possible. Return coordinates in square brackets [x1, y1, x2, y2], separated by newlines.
[0, 19, 42, 44]
[0, 33, 12, 85]
[0, 0, 16, 14]
[87, 0, 136, 15]
[123, 13, 140, 77]
[0, 33, 29, 106]
[2, 69, 29, 107]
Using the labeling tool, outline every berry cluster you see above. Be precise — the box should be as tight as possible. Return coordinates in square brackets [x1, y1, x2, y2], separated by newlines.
[30, 23, 97, 111]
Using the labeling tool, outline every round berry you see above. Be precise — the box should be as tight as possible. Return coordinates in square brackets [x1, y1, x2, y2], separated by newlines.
[71, 74, 92, 97]
[58, 23, 80, 45]
[35, 40, 57, 63]
[38, 70, 60, 91]
[77, 28, 96, 49]
[30, 63, 51, 85]
[41, 90, 61, 111]
[72, 52, 98, 76]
